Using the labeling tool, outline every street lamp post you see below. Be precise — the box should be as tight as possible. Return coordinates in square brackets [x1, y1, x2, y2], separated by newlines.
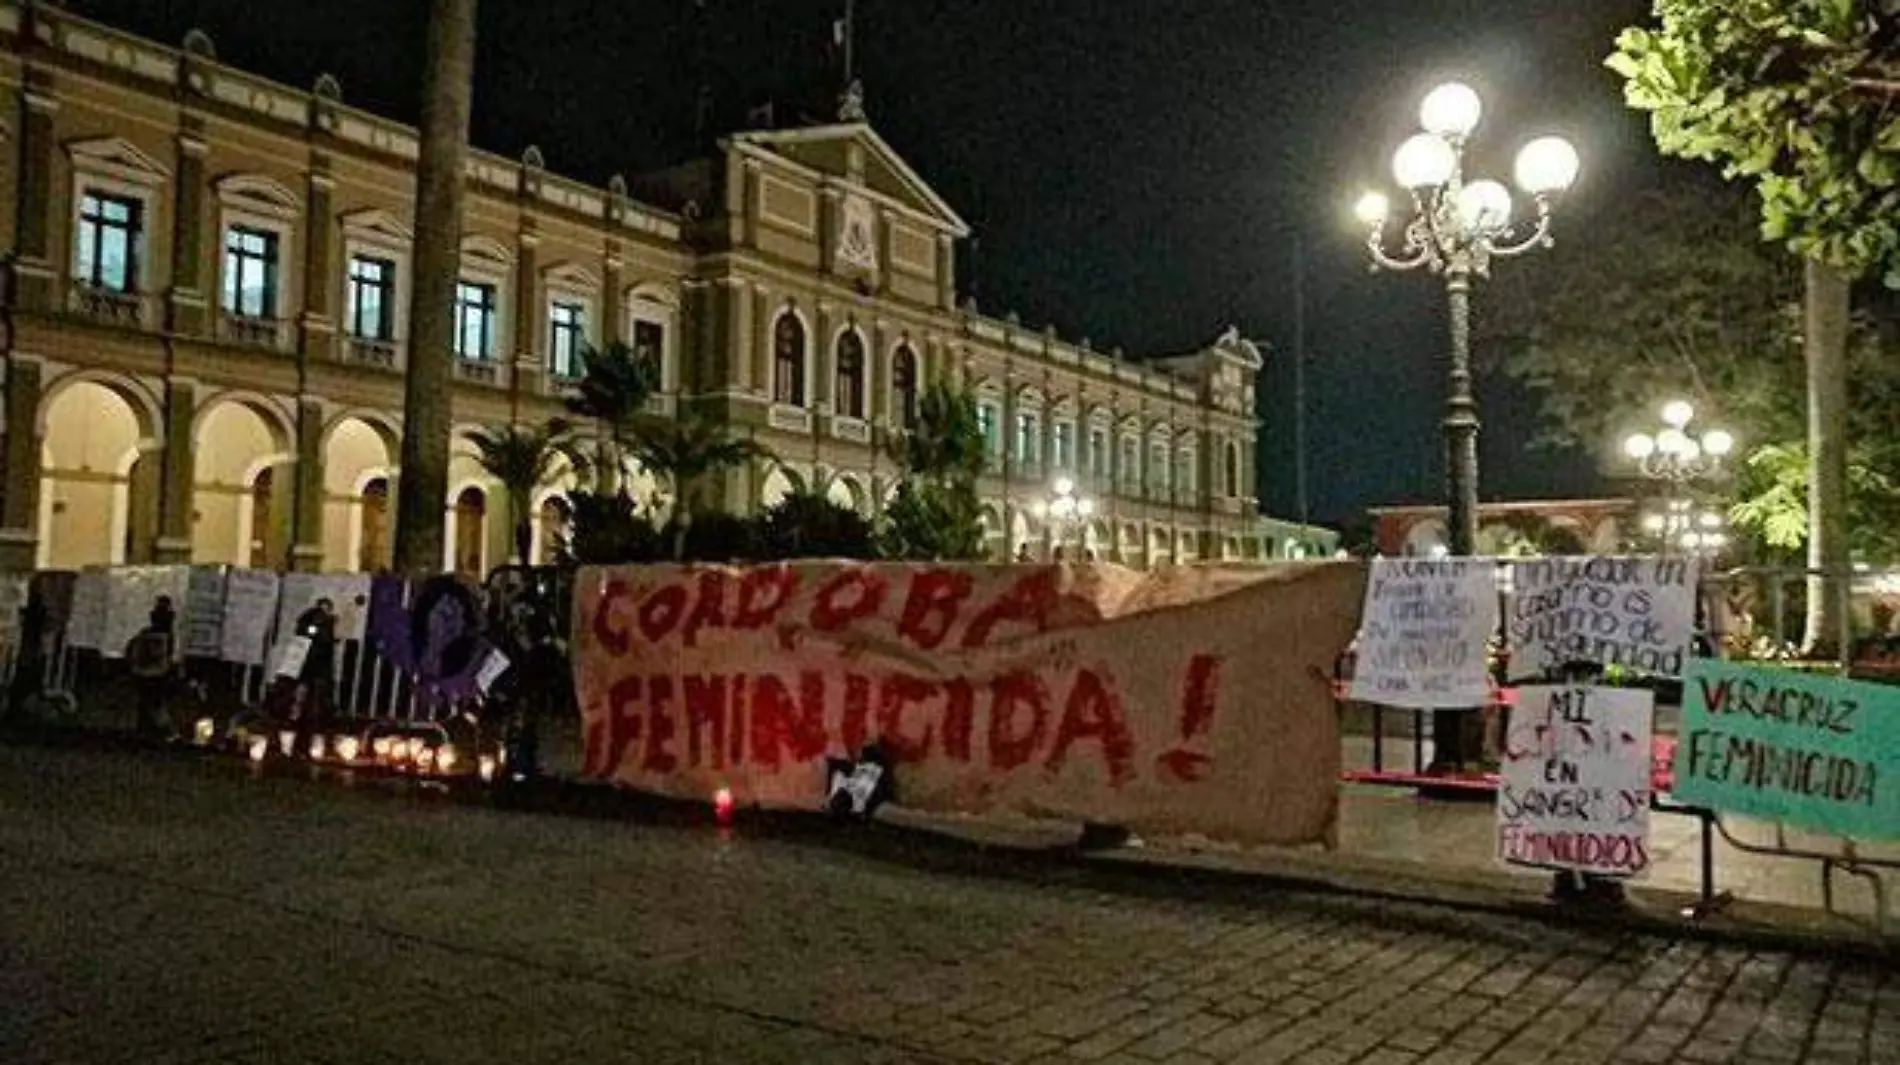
[1355, 82, 1580, 558]
[1033, 477, 1096, 560]
[1624, 399, 1735, 557]
[1355, 83, 1578, 774]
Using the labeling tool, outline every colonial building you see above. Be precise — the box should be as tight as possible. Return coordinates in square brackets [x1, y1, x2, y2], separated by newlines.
[0, 3, 1331, 578]
[1367, 499, 1635, 558]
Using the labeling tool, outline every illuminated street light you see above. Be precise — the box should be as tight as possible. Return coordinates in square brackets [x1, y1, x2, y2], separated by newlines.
[1623, 399, 1734, 485]
[1356, 81, 1578, 561]
[1032, 477, 1096, 560]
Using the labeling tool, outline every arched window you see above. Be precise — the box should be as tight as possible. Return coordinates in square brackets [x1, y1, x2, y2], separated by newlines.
[1224, 441, 1241, 497]
[891, 345, 919, 428]
[773, 312, 806, 405]
[834, 330, 866, 418]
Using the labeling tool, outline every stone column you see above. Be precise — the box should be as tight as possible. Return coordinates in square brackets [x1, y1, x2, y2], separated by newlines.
[169, 120, 210, 336]
[289, 397, 327, 573]
[750, 285, 772, 396]
[512, 226, 542, 399]
[0, 355, 46, 569]
[601, 246, 623, 346]
[936, 235, 956, 312]
[299, 158, 336, 362]
[814, 301, 835, 411]
[11, 74, 58, 313]
[869, 320, 889, 425]
[152, 378, 196, 564]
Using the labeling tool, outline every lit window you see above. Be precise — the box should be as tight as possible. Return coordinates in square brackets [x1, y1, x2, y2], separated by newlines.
[549, 300, 585, 378]
[346, 256, 394, 340]
[632, 319, 665, 380]
[454, 281, 496, 359]
[773, 313, 806, 405]
[76, 191, 141, 292]
[1149, 441, 1170, 495]
[977, 403, 1001, 457]
[1015, 413, 1041, 465]
[834, 331, 866, 418]
[891, 346, 919, 428]
[1052, 422, 1075, 472]
[222, 225, 278, 318]
[1176, 450, 1195, 496]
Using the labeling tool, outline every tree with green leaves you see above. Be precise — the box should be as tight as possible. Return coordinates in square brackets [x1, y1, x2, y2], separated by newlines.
[758, 474, 878, 561]
[879, 382, 989, 561]
[563, 340, 658, 494]
[461, 419, 573, 566]
[1481, 172, 1803, 453]
[1610, 1, 1900, 651]
[630, 412, 775, 559]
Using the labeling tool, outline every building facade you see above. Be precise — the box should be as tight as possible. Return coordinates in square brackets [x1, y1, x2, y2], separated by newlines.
[0, 3, 1331, 578]
[1367, 499, 1634, 558]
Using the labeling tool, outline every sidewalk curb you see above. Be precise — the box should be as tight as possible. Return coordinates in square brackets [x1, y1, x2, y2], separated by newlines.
[7, 725, 1896, 965]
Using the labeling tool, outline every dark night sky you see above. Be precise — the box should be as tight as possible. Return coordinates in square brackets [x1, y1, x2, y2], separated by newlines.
[77, 0, 1662, 528]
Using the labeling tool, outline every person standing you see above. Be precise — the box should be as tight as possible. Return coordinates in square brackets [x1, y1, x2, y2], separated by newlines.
[293, 598, 339, 750]
[125, 596, 177, 738]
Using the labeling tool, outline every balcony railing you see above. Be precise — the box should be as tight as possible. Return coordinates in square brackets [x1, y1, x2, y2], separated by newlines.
[343, 336, 399, 370]
[218, 313, 290, 351]
[768, 404, 813, 433]
[67, 282, 148, 328]
[830, 415, 871, 444]
[454, 357, 502, 386]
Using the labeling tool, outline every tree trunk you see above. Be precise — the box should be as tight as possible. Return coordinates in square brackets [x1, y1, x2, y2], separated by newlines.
[1802, 259, 1850, 658]
[392, 0, 476, 576]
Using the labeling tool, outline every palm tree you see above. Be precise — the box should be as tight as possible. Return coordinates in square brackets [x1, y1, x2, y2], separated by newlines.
[563, 340, 657, 494]
[630, 412, 775, 559]
[888, 381, 986, 483]
[463, 419, 573, 565]
[392, 0, 477, 576]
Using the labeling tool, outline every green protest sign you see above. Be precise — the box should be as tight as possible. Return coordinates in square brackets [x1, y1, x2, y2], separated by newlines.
[1676, 659, 1900, 840]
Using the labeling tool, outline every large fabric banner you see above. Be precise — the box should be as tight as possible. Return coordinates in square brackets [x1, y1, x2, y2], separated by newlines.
[1349, 558, 1498, 708]
[1677, 659, 1900, 840]
[572, 561, 1365, 846]
[1506, 557, 1698, 680]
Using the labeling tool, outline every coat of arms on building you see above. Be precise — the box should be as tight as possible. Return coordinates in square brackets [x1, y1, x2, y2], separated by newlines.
[837, 193, 878, 272]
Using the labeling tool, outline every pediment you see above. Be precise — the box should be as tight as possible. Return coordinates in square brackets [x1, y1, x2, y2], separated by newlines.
[730, 123, 970, 237]
[543, 260, 600, 291]
[215, 173, 301, 217]
[65, 136, 170, 184]
[339, 207, 413, 244]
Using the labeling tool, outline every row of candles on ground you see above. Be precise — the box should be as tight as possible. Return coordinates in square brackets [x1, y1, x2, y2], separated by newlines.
[198, 717, 504, 782]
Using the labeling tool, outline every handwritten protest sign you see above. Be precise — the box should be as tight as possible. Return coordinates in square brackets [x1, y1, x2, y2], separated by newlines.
[1498, 684, 1655, 876]
[0, 572, 28, 656]
[277, 573, 372, 645]
[1677, 659, 1900, 840]
[1506, 557, 1697, 681]
[573, 561, 1366, 846]
[183, 566, 227, 658]
[102, 566, 189, 657]
[1349, 558, 1498, 708]
[65, 570, 109, 650]
[219, 569, 280, 666]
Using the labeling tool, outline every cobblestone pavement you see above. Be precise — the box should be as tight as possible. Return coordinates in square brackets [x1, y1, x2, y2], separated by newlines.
[1, 745, 1895, 1065]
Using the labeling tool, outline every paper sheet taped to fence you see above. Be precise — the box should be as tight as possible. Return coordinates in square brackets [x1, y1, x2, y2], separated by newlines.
[1349, 558, 1498, 708]
[1676, 659, 1900, 840]
[572, 561, 1365, 846]
[1498, 684, 1654, 877]
[1506, 557, 1698, 681]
